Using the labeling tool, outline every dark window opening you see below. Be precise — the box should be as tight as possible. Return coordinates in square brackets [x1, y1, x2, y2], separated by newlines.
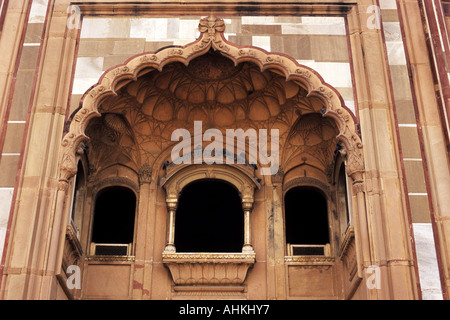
[175, 179, 244, 253]
[292, 246, 325, 256]
[93, 244, 129, 256]
[285, 187, 329, 245]
[91, 186, 136, 244]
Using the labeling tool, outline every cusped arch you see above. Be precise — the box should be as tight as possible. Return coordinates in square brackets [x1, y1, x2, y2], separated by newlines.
[59, 15, 364, 183]
[161, 164, 260, 206]
[161, 163, 260, 255]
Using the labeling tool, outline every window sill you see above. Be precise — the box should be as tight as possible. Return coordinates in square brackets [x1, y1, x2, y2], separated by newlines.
[284, 255, 335, 265]
[85, 255, 135, 262]
[162, 252, 256, 285]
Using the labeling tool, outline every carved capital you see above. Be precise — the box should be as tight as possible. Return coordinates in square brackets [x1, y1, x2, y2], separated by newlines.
[352, 180, 365, 194]
[346, 151, 364, 181]
[58, 179, 70, 192]
[59, 131, 90, 183]
[166, 197, 178, 211]
[138, 163, 152, 185]
[271, 168, 284, 185]
[59, 152, 78, 182]
[242, 200, 253, 211]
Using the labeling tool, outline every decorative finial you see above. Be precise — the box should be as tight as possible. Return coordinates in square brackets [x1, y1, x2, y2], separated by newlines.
[198, 15, 225, 38]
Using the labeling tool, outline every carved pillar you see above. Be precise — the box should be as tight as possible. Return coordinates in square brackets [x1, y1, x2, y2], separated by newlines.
[53, 179, 71, 270]
[350, 171, 370, 279]
[41, 174, 73, 298]
[242, 201, 254, 253]
[40, 140, 84, 298]
[133, 164, 152, 299]
[270, 170, 286, 299]
[164, 198, 177, 253]
[341, 140, 368, 281]
[350, 167, 390, 299]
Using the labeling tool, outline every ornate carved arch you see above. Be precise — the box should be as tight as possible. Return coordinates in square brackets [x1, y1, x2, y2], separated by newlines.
[161, 163, 259, 208]
[55, 14, 369, 291]
[161, 163, 259, 254]
[283, 176, 332, 200]
[60, 15, 364, 185]
[161, 164, 260, 196]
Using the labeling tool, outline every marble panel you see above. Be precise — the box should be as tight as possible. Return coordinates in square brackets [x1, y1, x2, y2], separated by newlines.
[413, 223, 443, 300]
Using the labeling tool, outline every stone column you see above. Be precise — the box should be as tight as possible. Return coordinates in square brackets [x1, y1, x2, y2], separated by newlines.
[39, 178, 70, 299]
[269, 172, 286, 299]
[242, 201, 254, 253]
[133, 165, 152, 299]
[164, 198, 177, 253]
[398, 0, 450, 299]
[0, 4, 78, 300]
[350, 172, 370, 278]
[346, 1, 418, 299]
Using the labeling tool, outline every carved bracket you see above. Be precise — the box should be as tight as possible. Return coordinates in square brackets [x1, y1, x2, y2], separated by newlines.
[162, 252, 255, 285]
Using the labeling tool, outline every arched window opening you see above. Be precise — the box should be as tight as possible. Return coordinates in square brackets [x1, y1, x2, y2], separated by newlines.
[337, 164, 350, 238]
[91, 186, 136, 256]
[174, 179, 244, 253]
[284, 187, 330, 256]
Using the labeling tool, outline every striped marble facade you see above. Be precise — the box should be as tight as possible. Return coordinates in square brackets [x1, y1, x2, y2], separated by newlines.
[0, 0, 448, 300]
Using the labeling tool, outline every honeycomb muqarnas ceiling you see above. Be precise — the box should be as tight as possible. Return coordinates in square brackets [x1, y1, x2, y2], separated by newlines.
[86, 51, 338, 173]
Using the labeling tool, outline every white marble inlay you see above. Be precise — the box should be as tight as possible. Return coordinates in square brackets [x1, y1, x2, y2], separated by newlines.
[383, 22, 402, 42]
[344, 100, 355, 114]
[0, 188, 14, 225]
[81, 18, 131, 39]
[28, 0, 48, 23]
[281, 17, 346, 35]
[130, 18, 168, 41]
[179, 19, 202, 42]
[380, 0, 397, 10]
[72, 57, 105, 94]
[0, 188, 14, 262]
[300, 17, 346, 25]
[241, 16, 276, 25]
[252, 36, 271, 52]
[385, 41, 407, 65]
[282, 24, 346, 36]
[413, 223, 443, 300]
[297, 60, 353, 88]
